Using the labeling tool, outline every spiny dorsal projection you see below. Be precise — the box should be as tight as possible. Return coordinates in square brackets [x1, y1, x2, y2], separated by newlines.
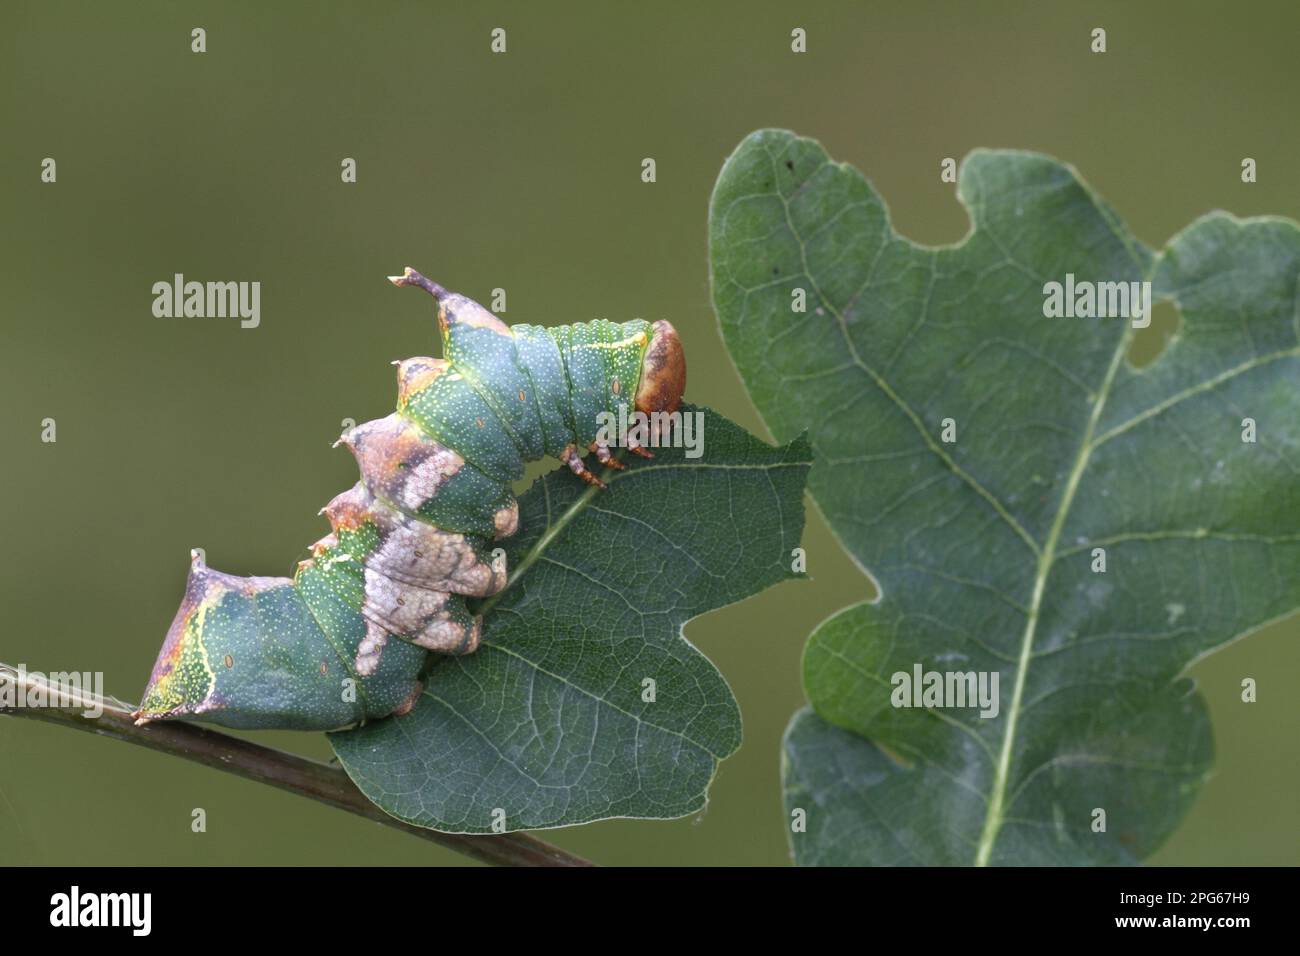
[134, 268, 686, 730]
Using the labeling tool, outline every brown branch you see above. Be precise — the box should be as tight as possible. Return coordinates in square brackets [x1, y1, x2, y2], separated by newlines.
[0, 665, 594, 867]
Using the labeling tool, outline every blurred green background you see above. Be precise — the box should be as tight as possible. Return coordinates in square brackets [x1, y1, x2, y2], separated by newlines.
[2, 0, 1296, 866]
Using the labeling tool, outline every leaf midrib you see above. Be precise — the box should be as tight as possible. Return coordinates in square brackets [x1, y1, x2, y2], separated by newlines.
[973, 320, 1134, 865]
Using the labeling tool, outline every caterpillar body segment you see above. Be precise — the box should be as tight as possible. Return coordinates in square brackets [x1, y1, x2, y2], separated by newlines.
[134, 269, 686, 730]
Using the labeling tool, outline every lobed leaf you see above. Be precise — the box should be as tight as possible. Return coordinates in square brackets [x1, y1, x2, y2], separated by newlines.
[712, 129, 1300, 865]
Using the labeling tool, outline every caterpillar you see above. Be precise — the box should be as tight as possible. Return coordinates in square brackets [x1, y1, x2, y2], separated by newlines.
[133, 268, 686, 731]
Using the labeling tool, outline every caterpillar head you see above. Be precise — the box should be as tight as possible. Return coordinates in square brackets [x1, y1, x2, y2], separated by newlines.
[634, 320, 686, 415]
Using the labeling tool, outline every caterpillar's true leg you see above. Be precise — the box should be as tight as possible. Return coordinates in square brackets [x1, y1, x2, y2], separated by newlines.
[624, 431, 655, 459]
[563, 444, 606, 489]
[588, 439, 626, 471]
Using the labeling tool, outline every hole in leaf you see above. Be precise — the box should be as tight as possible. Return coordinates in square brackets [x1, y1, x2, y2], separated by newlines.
[1126, 299, 1182, 368]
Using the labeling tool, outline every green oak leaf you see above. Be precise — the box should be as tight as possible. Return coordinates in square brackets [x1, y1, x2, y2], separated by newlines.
[330, 405, 811, 833]
[711, 129, 1300, 865]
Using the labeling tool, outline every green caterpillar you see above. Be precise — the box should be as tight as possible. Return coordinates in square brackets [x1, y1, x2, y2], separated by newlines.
[134, 268, 686, 730]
